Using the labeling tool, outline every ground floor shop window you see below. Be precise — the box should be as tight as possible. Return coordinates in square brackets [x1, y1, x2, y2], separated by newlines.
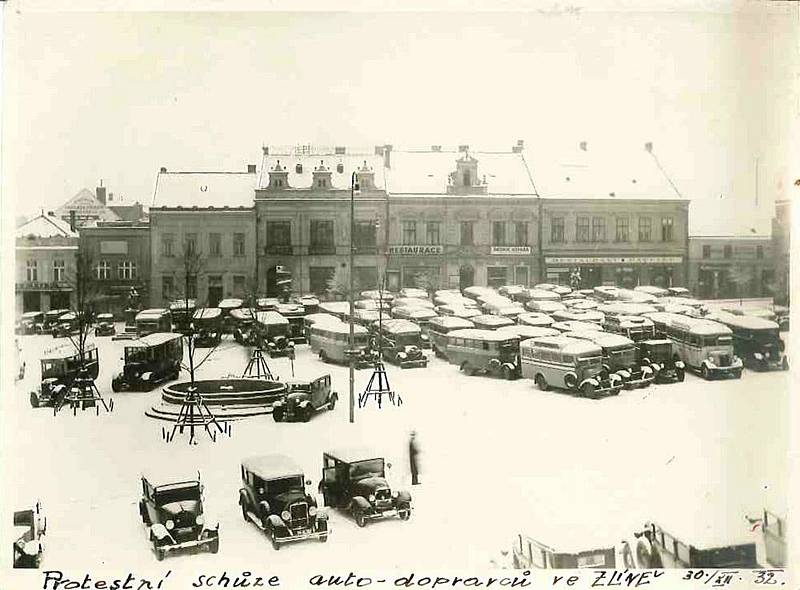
[514, 266, 529, 287]
[402, 266, 440, 291]
[459, 265, 475, 290]
[487, 266, 509, 288]
[309, 266, 335, 297]
[22, 291, 41, 312]
[649, 266, 674, 289]
[577, 266, 602, 289]
[614, 267, 639, 289]
[354, 267, 378, 291]
[546, 267, 570, 286]
[386, 270, 401, 292]
[51, 291, 71, 310]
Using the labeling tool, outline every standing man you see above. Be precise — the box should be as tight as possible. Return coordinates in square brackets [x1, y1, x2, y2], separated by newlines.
[409, 430, 421, 485]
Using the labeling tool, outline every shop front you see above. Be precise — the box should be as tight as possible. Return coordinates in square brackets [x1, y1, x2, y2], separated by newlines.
[488, 247, 534, 288]
[386, 245, 445, 293]
[544, 256, 683, 289]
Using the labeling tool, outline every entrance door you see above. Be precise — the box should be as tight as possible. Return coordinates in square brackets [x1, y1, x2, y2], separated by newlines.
[207, 276, 223, 308]
[578, 266, 602, 288]
[23, 292, 41, 312]
[459, 265, 475, 290]
[386, 270, 401, 292]
[515, 266, 529, 287]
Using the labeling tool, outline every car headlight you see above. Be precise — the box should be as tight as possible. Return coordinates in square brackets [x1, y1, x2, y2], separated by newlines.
[281, 510, 291, 521]
[675, 361, 685, 368]
[420, 334, 429, 341]
[309, 506, 318, 516]
[368, 494, 376, 502]
[195, 514, 204, 525]
[398, 352, 407, 359]
[392, 491, 399, 498]
[165, 519, 175, 530]
[707, 356, 716, 367]
[754, 352, 763, 360]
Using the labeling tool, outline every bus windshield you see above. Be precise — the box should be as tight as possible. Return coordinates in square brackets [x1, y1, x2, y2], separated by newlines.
[609, 346, 636, 367]
[391, 333, 419, 347]
[703, 335, 732, 347]
[753, 330, 780, 345]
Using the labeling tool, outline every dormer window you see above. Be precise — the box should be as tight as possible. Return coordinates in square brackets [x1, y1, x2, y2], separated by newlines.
[355, 160, 375, 191]
[337, 163, 344, 174]
[447, 152, 487, 195]
[312, 159, 332, 191]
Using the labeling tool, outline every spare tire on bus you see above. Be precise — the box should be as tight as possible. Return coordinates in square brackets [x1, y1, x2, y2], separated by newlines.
[563, 373, 578, 390]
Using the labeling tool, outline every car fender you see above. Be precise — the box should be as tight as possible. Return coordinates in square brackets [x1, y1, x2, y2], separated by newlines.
[258, 500, 271, 516]
[238, 489, 250, 508]
[266, 514, 285, 531]
[140, 372, 153, 382]
[640, 365, 653, 376]
[501, 362, 516, 371]
[151, 523, 170, 540]
[395, 490, 412, 504]
[579, 377, 599, 389]
[298, 399, 312, 410]
[616, 369, 631, 380]
[272, 399, 285, 409]
[350, 496, 371, 513]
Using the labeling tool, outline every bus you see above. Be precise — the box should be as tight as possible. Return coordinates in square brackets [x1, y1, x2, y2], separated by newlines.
[426, 316, 475, 358]
[602, 315, 656, 342]
[657, 296, 707, 314]
[615, 288, 658, 305]
[524, 300, 567, 314]
[497, 325, 560, 340]
[551, 309, 605, 325]
[434, 294, 479, 308]
[644, 312, 742, 379]
[303, 313, 341, 339]
[498, 285, 527, 299]
[276, 302, 307, 344]
[706, 311, 788, 371]
[471, 314, 515, 331]
[135, 309, 172, 336]
[550, 320, 604, 334]
[563, 331, 654, 389]
[309, 321, 372, 367]
[391, 297, 434, 310]
[519, 336, 622, 398]
[193, 307, 222, 347]
[516, 312, 555, 328]
[218, 298, 244, 334]
[652, 302, 700, 317]
[463, 286, 497, 301]
[598, 302, 658, 317]
[169, 299, 196, 333]
[399, 287, 429, 299]
[355, 299, 391, 312]
[360, 289, 395, 303]
[256, 297, 280, 311]
[482, 301, 525, 319]
[562, 298, 599, 311]
[343, 308, 391, 329]
[444, 328, 520, 380]
[374, 319, 428, 368]
[435, 304, 482, 319]
[592, 286, 621, 301]
[533, 283, 572, 296]
[318, 301, 350, 320]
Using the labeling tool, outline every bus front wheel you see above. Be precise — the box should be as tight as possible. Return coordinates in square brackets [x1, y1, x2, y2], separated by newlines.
[535, 374, 548, 391]
[700, 364, 710, 380]
[580, 382, 596, 398]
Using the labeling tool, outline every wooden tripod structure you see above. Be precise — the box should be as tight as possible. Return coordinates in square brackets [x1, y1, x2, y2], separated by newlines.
[162, 385, 230, 445]
[358, 361, 402, 409]
[53, 366, 114, 417]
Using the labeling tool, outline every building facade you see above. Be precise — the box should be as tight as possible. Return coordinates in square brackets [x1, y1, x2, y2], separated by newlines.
[149, 167, 258, 307]
[772, 198, 790, 305]
[15, 213, 79, 313]
[79, 220, 151, 315]
[688, 235, 775, 299]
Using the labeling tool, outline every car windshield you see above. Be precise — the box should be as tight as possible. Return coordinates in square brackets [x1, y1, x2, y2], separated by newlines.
[349, 458, 384, 481]
[577, 355, 602, 370]
[392, 333, 419, 347]
[753, 330, 780, 345]
[609, 346, 635, 366]
[126, 347, 148, 362]
[41, 360, 62, 376]
[155, 483, 200, 504]
[645, 342, 671, 360]
[267, 475, 304, 496]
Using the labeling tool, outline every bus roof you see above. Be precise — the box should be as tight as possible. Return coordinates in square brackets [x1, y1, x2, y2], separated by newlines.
[552, 320, 604, 333]
[520, 336, 602, 356]
[609, 315, 654, 327]
[305, 312, 340, 324]
[256, 311, 289, 325]
[708, 311, 779, 331]
[169, 299, 196, 311]
[667, 316, 733, 336]
[193, 307, 222, 319]
[276, 303, 305, 315]
[230, 308, 255, 320]
[527, 301, 567, 312]
[397, 307, 438, 320]
[45, 308, 70, 317]
[393, 297, 435, 309]
[380, 319, 422, 333]
[242, 454, 304, 480]
[21, 311, 44, 319]
[127, 332, 183, 348]
[564, 331, 634, 348]
[136, 308, 170, 320]
[436, 304, 481, 316]
[217, 298, 244, 309]
[525, 288, 561, 301]
[497, 325, 560, 339]
[312, 321, 368, 335]
[428, 316, 475, 330]
[42, 342, 97, 360]
[517, 312, 555, 326]
[447, 328, 519, 342]
[319, 301, 351, 314]
[472, 314, 515, 327]
[634, 285, 669, 296]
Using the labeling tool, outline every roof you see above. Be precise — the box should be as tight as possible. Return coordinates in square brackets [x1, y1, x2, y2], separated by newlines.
[169, 299, 196, 311]
[611, 315, 655, 326]
[194, 307, 222, 319]
[20, 311, 44, 318]
[708, 311, 779, 331]
[553, 310, 604, 321]
[135, 308, 170, 320]
[497, 325, 560, 339]
[428, 316, 475, 329]
[519, 335, 602, 356]
[532, 146, 684, 201]
[258, 149, 386, 191]
[394, 307, 438, 320]
[256, 311, 289, 325]
[664, 315, 733, 336]
[230, 308, 255, 321]
[380, 318, 421, 333]
[127, 332, 183, 348]
[447, 328, 519, 342]
[471, 314, 515, 327]
[319, 302, 351, 314]
[527, 301, 567, 313]
[15, 214, 78, 239]
[517, 312, 555, 326]
[526, 288, 561, 301]
[151, 170, 256, 208]
[96, 313, 115, 319]
[386, 148, 536, 196]
[600, 303, 659, 316]
[552, 320, 604, 333]
[43, 341, 96, 360]
[392, 297, 435, 309]
[55, 188, 121, 224]
[324, 447, 385, 464]
[566, 331, 634, 348]
[142, 467, 201, 488]
[242, 454, 304, 479]
[635, 286, 669, 296]
[313, 321, 368, 335]
[218, 298, 244, 309]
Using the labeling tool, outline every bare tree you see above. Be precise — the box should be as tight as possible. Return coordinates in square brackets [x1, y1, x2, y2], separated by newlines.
[727, 266, 756, 304]
[58, 250, 100, 365]
[326, 264, 349, 301]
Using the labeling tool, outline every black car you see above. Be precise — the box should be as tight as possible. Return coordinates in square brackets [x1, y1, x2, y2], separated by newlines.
[272, 374, 337, 422]
[112, 333, 183, 392]
[256, 311, 295, 357]
[94, 313, 116, 336]
[636, 339, 686, 383]
[13, 502, 46, 568]
[169, 299, 197, 334]
[708, 311, 788, 372]
[30, 344, 100, 408]
[139, 471, 219, 561]
[51, 312, 79, 338]
[192, 308, 222, 347]
[231, 308, 259, 346]
[239, 455, 329, 549]
[319, 448, 411, 527]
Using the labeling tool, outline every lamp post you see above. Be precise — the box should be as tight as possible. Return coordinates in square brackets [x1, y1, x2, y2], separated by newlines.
[348, 172, 358, 424]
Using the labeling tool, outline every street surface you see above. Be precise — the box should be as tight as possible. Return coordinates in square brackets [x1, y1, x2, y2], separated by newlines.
[6, 327, 790, 579]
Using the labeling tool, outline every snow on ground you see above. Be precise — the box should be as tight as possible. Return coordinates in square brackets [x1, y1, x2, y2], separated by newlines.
[5, 326, 790, 578]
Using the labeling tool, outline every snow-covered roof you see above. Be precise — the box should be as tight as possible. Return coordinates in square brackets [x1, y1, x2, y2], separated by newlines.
[55, 188, 121, 224]
[242, 455, 303, 480]
[497, 325, 560, 339]
[552, 320, 604, 333]
[471, 314, 515, 327]
[565, 331, 633, 348]
[380, 318, 422, 333]
[447, 328, 519, 342]
[151, 170, 256, 208]
[127, 332, 182, 348]
[256, 311, 289, 325]
[259, 149, 386, 191]
[428, 316, 475, 330]
[15, 214, 77, 239]
[519, 335, 602, 356]
[386, 148, 536, 196]
[707, 311, 779, 331]
[135, 309, 170, 321]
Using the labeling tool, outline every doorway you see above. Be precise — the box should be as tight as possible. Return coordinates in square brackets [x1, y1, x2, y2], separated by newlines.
[459, 265, 475, 290]
[207, 276, 223, 307]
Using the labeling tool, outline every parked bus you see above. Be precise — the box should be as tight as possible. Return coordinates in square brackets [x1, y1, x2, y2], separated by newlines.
[169, 299, 196, 333]
[516, 312, 555, 328]
[598, 302, 658, 317]
[721, 306, 777, 322]
[551, 309, 605, 325]
[343, 308, 391, 329]
[303, 312, 341, 339]
[398, 287, 429, 299]
[524, 300, 567, 314]
[525, 288, 561, 302]
[482, 301, 525, 319]
[374, 319, 428, 368]
[644, 312, 742, 379]
[497, 325, 559, 340]
[498, 285, 527, 299]
[463, 286, 497, 301]
[434, 294, 479, 308]
[562, 298, 599, 311]
[471, 314, 515, 331]
[602, 315, 656, 342]
[392, 297, 434, 310]
[551, 320, 604, 334]
[615, 288, 658, 305]
[592, 286, 621, 301]
[651, 302, 700, 317]
[355, 298, 391, 312]
[427, 316, 475, 358]
[318, 301, 350, 320]
[135, 309, 172, 337]
[563, 331, 654, 389]
[217, 298, 244, 333]
[435, 304, 482, 319]
[360, 289, 395, 303]
[309, 321, 372, 367]
[657, 296, 707, 314]
[707, 311, 788, 371]
[445, 328, 520, 380]
[519, 336, 622, 398]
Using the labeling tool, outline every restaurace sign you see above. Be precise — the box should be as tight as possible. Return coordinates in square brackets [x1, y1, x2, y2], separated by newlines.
[388, 245, 444, 255]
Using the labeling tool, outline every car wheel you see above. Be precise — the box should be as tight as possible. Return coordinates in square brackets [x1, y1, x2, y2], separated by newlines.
[319, 534, 328, 543]
[272, 409, 283, 422]
[355, 511, 367, 528]
[153, 540, 165, 561]
[319, 350, 328, 363]
[398, 505, 411, 521]
[30, 392, 40, 408]
[502, 366, 514, 380]
[240, 502, 249, 521]
[270, 528, 281, 551]
[733, 369, 742, 379]
[208, 538, 219, 554]
[700, 364, 710, 380]
[328, 396, 336, 411]
[302, 406, 313, 423]
[676, 369, 685, 382]
[535, 374, 548, 391]
[580, 382, 595, 398]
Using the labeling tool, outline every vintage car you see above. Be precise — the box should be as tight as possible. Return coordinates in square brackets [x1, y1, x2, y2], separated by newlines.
[139, 470, 219, 560]
[192, 307, 222, 347]
[16, 311, 44, 335]
[707, 311, 788, 371]
[525, 300, 567, 314]
[293, 295, 320, 315]
[276, 303, 307, 344]
[169, 299, 196, 333]
[564, 331, 655, 389]
[636, 339, 685, 383]
[42, 309, 69, 333]
[231, 308, 259, 345]
[398, 287, 429, 299]
[239, 455, 329, 549]
[136, 308, 173, 336]
[94, 313, 116, 336]
[272, 374, 337, 422]
[30, 343, 99, 408]
[256, 311, 295, 357]
[667, 286, 692, 298]
[51, 312, 79, 338]
[13, 501, 46, 568]
[391, 297, 435, 310]
[427, 316, 475, 358]
[319, 448, 411, 527]
[435, 304, 482, 319]
[762, 510, 786, 567]
[217, 298, 244, 334]
[257, 297, 281, 311]
[374, 319, 428, 368]
[112, 333, 183, 392]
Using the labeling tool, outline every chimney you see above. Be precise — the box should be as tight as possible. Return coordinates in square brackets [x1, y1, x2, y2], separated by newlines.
[262, 145, 269, 155]
[69, 210, 77, 232]
[512, 139, 525, 153]
[160, 166, 167, 173]
[579, 141, 588, 152]
[644, 142, 653, 153]
[458, 144, 469, 153]
[335, 146, 346, 155]
[247, 164, 257, 174]
[96, 184, 107, 205]
[431, 145, 442, 152]
[383, 144, 393, 169]
[47, 210, 54, 216]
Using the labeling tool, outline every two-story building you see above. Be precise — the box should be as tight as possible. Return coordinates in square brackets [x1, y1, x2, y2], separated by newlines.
[79, 220, 151, 315]
[688, 234, 774, 299]
[149, 166, 258, 307]
[535, 143, 689, 289]
[15, 213, 79, 313]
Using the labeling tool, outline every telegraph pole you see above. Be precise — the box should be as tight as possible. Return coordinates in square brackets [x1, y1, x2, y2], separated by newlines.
[349, 172, 357, 423]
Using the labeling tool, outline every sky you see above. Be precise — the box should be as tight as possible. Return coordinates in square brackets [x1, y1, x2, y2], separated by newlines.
[2, 5, 798, 234]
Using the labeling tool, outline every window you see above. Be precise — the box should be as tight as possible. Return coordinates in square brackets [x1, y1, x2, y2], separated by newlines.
[233, 233, 245, 257]
[724, 245, 732, 259]
[493, 221, 506, 246]
[702, 245, 711, 258]
[309, 267, 335, 295]
[551, 217, 565, 243]
[317, 178, 328, 189]
[460, 221, 474, 245]
[162, 276, 174, 300]
[233, 275, 246, 297]
[425, 222, 441, 245]
[514, 222, 528, 246]
[310, 220, 334, 253]
[185, 233, 197, 256]
[95, 260, 110, 280]
[591, 217, 606, 242]
[295, 163, 303, 174]
[638, 217, 652, 242]
[661, 217, 674, 241]
[209, 233, 221, 257]
[354, 222, 377, 250]
[576, 217, 589, 242]
[463, 170, 471, 186]
[402, 221, 417, 245]
[52, 260, 65, 282]
[337, 163, 344, 173]
[487, 266, 508, 288]
[186, 275, 197, 299]
[756, 245, 764, 259]
[118, 260, 137, 280]
[615, 217, 629, 242]
[266, 222, 291, 248]
[26, 260, 38, 282]
[162, 233, 175, 257]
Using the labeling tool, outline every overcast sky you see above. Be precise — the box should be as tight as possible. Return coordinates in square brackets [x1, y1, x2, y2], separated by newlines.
[3, 6, 797, 234]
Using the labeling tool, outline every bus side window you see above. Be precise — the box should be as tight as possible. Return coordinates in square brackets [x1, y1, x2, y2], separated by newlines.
[483, 341, 489, 351]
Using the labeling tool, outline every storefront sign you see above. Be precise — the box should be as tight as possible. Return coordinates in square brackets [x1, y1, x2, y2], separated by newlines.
[545, 256, 682, 265]
[388, 245, 443, 256]
[491, 246, 531, 255]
